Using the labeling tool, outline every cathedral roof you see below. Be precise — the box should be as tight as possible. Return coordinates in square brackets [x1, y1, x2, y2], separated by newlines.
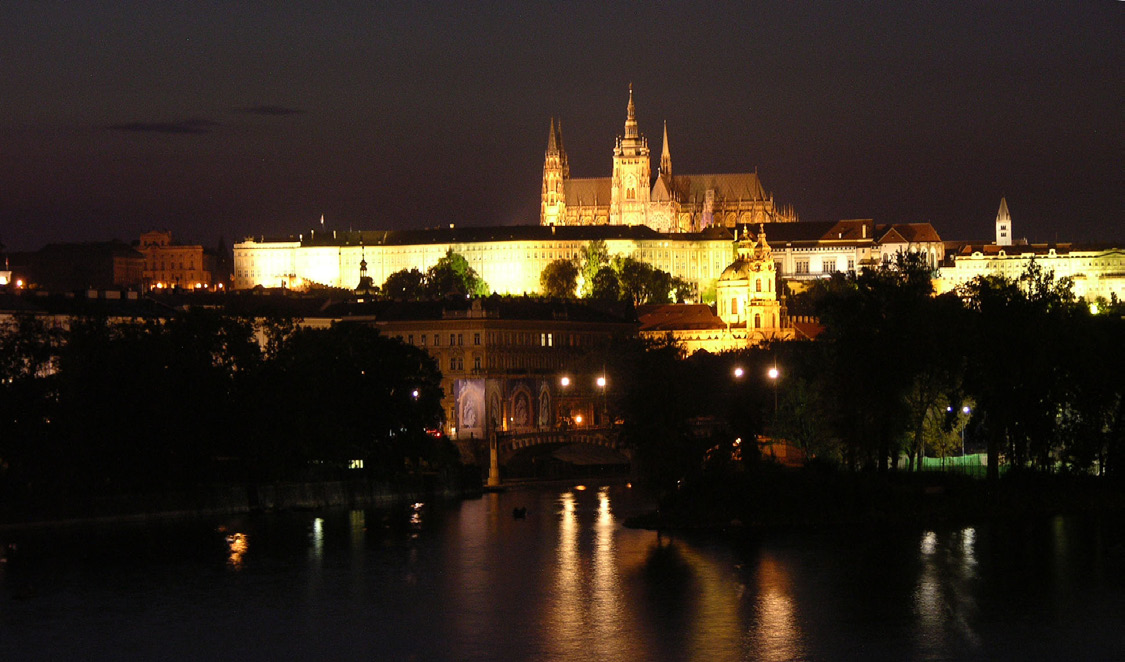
[676, 173, 768, 202]
[563, 178, 613, 206]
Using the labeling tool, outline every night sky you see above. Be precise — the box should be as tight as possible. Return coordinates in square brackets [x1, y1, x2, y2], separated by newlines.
[2, 1, 1121, 251]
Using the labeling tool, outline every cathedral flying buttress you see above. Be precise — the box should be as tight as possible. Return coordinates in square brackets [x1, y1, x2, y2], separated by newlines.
[540, 87, 798, 232]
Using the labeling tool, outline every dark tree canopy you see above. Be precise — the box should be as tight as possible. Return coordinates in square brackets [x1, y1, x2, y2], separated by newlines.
[425, 250, 489, 298]
[540, 258, 579, 298]
[383, 268, 425, 299]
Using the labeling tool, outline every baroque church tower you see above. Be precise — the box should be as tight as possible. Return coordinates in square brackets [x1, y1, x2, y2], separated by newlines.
[610, 85, 651, 226]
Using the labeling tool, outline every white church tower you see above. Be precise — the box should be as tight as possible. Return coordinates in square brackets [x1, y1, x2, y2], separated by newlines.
[995, 197, 1012, 246]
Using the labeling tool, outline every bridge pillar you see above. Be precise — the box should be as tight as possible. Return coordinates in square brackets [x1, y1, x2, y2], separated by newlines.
[486, 432, 501, 488]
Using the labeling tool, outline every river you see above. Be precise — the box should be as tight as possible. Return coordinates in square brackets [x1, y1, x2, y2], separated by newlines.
[1, 482, 1123, 660]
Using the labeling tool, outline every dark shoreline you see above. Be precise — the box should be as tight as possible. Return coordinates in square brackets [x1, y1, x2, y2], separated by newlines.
[0, 476, 483, 531]
[623, 467, 1125, 536]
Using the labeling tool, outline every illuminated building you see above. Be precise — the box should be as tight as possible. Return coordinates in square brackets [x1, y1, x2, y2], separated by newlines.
[757, 219, 944, 280]
[541, 87, 798, 231]
[639, 226, 794, 353]
[234, 225, 736, 295]
[939, 200, 1125, 302]
[138, 230, 220, 290]
[323, 297, 636, 456]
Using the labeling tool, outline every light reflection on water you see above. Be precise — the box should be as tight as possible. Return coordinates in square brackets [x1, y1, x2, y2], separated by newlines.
[0, 487, 1123, 661]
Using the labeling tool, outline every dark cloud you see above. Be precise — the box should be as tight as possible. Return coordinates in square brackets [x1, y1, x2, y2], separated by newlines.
[235, 105, 304, 117]
[107, 119, 219, 135]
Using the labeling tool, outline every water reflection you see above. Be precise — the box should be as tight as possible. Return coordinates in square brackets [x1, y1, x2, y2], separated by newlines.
[913, 527, 982, 657]
[1, 492, 1122, 661]
[747, 554, 806, 661]
[225, 532, 247, 570]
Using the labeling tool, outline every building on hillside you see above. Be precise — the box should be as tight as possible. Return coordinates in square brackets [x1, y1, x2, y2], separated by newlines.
[747, 219, 944, 280]
[638, 226, 794, 354]
[234, 225, 736, 296]
[540, 87, 798, 232]
[138, 230, 220, 290]
[319, 297, 637, 461]
[10, 242, 145, 292]
[938, 200, 1125, 302]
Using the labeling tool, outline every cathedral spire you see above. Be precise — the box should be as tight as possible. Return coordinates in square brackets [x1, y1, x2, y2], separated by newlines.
[556, 118, 569, 178]
[660, 120, 672, 177]
[546, 117, 558, 155]
[624, 84, 638, 140]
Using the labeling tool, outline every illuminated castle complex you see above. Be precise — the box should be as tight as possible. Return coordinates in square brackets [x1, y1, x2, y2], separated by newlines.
[541, 86, 798, 232]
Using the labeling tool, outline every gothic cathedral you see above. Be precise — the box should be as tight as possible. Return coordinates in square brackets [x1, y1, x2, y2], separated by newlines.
[541, 87, 798, 232]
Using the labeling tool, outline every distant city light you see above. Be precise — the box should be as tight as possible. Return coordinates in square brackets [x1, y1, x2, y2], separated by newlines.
[768, 367, 779, 380]
[597, 376, 606, 388]
[733, 367, 744, 378]
[411, 389, 419, 399]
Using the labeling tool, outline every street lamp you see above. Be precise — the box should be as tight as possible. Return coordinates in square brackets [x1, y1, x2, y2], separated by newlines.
[560, 376, 570, 387]
[733, 367, 744, 378]
[767, 365, 779, 416]
[597, 375, 607, 425]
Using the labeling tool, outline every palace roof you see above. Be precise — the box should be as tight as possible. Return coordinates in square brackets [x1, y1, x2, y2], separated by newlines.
[253, 224, 736, 247]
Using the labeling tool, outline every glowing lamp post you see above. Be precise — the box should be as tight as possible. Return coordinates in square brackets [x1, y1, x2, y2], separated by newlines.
[597, 375, 607, 425]
[767, 365, 779, 416]
[733, 367, 744, 379]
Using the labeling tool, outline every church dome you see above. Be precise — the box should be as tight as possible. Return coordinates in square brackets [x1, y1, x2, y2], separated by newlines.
[719, 258, 756, 282]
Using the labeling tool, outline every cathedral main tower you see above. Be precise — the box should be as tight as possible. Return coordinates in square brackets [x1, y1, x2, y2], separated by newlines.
[610, 85, 651, 226]
[540, 118, 568, 226]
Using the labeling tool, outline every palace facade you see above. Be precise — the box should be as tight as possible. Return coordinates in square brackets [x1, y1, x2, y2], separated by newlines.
[541, 87, 798, 232]
[234, 225, 736, 295]
[937, 200, 1125, 302]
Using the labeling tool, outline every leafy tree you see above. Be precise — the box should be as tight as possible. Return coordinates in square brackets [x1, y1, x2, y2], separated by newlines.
[579, 240, 610, 297]
[591, 266, 621, 302]
[383, 268, 425, 299]
[540, 258, 580, 298]
[959, 260, 1077, 479]
[425, 250, 489, 298]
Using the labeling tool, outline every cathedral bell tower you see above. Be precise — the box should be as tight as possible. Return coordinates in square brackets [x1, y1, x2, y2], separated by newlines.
[610, 85, 651, 226]
[540, 118, 568, 226]
[995, 197, 1012, 246]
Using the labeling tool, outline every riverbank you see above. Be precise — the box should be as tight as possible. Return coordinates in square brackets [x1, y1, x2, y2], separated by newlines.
[0, 472, 483, 530]
[625, 465, 1125, 535]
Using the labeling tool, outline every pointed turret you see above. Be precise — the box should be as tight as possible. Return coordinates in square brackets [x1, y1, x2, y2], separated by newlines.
[546, 117, 558, 155]
[660, 120, 672, 178]
[556, 119, 569, 178]
[624, 84, 638, 140]
[995, 197, 1012, 246]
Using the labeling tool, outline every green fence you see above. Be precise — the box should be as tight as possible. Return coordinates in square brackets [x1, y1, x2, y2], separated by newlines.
[917, 453, 1003, 478]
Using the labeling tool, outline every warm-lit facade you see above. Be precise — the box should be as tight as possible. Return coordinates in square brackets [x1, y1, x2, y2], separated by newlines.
[234, 225, 736, 296]
[138, 231, 217, 290]
[937, 201, 1125, 302]
[758, 219, 944, 280]
[314, 298, 635, 463]
[541, 87, 798, 232]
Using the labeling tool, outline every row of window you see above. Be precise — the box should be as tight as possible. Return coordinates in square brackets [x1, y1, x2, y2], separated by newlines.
[402, 331, 566, 348]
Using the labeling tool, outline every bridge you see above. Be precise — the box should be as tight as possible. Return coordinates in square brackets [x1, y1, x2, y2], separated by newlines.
[486, 427, 629, 488]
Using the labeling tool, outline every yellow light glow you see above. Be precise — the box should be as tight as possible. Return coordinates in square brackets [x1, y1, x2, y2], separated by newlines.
[768, 367, 779, 380]
[560, 376, 570, 387]
[597, 376, 606, 388]
[733, 367, 744, 378]
[1090, 303, 1099, 315]
[574, 485, 586, 491]
[574, 414, 583, 424]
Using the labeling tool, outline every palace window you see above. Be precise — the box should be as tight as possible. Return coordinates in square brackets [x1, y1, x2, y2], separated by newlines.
[474, 356, 481, 370]
[474, 333, 480, 346]
[795, 260, 810, 274]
